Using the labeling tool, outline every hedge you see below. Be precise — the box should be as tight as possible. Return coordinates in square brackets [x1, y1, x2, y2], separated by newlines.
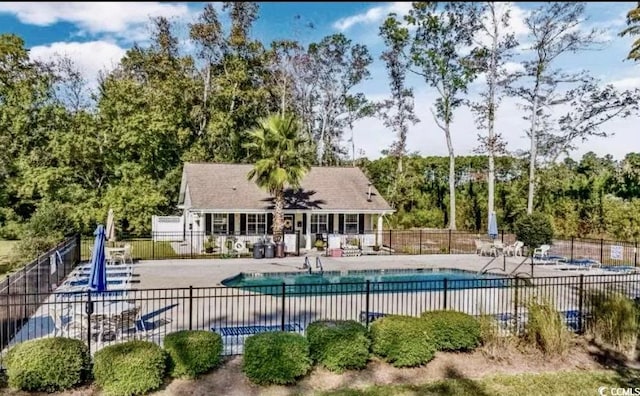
[164, 330, 223, 378]
[5, 337, 91, 392]
[421, 310, 481, 351]
[243, 332, 311, 385]
[370, 316, 436, 368]
[306, 320, 370, 372]
[93, 340, 167, 396]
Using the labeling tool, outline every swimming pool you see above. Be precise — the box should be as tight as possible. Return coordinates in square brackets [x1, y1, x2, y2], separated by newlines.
[221, 268, 507, 295]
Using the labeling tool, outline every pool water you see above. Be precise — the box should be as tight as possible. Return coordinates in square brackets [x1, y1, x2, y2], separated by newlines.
[222, 268, 507, 295]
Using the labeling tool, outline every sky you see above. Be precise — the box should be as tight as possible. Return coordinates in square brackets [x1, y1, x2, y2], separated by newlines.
[1, 1, 639, 161]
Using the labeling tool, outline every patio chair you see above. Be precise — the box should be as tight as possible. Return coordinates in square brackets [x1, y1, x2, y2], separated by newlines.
[505, 241, 524, 257]
[480, 241, 496, 256]
[493, 241, 505, 256]
[51, 303, 84, 339]
[474, 239, 483, 255]
[123, 243, 133, 265]
[533, 244, 550, 259]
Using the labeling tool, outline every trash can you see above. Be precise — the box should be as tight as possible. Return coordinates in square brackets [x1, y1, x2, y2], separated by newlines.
[253, 241, 264, 259]
[264, 242, 275, 259]
[275, 241, 285, 258]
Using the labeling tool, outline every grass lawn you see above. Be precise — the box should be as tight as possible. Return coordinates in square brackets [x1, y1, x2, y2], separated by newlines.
[80, 238, 181, 261]
[320, 369, 640, 396]
[0, 240, 19, 276]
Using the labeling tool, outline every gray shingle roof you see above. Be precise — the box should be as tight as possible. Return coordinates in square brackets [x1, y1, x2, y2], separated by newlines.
[180, 163, 393, 212]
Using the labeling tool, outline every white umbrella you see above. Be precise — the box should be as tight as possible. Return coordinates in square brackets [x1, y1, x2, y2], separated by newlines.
[106, 208, 116, 242]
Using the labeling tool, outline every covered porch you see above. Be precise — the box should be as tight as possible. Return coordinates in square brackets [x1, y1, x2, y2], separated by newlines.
[184, 210, 390, 256]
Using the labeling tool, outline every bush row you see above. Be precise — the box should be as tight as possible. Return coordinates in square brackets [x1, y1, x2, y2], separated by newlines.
[5, 312, 482, 392]
[5, 330, 223, 396]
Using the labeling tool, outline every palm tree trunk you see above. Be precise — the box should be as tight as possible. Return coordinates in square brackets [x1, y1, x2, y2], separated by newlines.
[274, 189, 284, 242]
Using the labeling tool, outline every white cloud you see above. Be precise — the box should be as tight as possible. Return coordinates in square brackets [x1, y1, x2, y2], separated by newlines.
[351, 83, 640, 161]
[30, 41, 126, 86]
[610, 77, 640, 90]
[0, 2, 189, 36]
[333, 2, 412, 31]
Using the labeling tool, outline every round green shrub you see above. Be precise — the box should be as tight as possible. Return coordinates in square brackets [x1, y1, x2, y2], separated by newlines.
[164, 330, 223, 378]
[513, 212, 554, 253]
[421, 310, 481, 351]
[5, 337, 91, 392]
[243, 331, 311, 385]
[370, 316, 436, 368]
[306, 320, 370, 373]
[93, 340, 167, 396]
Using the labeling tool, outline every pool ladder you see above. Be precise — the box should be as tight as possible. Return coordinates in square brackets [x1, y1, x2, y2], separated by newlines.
[302, 256, 324, 274]
[316, 257, 323, 274]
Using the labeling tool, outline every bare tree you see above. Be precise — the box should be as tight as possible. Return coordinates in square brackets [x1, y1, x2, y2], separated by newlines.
[470, 2, 518, 220]
[512, 2, 636, 214]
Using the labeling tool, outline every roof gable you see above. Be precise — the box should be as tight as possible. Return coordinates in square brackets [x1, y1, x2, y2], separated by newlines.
[181, 163, 393, 212]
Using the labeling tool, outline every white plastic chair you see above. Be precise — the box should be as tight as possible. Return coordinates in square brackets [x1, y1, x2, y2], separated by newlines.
[533, 244, 551, 259]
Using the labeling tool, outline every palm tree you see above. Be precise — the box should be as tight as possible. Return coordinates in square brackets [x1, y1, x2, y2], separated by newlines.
[243, 114, 313, 243]
[620, 2, 640, 61]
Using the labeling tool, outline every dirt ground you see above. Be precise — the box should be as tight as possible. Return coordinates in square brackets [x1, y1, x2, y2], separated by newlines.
[0, 337, 634, 396]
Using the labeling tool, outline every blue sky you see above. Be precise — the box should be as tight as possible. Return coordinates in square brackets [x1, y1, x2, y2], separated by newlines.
[1, 2, 639, 160]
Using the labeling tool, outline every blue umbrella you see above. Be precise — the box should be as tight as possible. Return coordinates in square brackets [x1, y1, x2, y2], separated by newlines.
[488, 211, 499, 240]
[88, 224, 107, 292]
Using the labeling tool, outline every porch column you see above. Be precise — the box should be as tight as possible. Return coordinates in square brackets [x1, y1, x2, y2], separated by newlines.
[377, 214, 383, 247]
[305, 212, 311, 250]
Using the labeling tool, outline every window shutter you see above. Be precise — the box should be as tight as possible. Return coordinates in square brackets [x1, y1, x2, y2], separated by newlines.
[267, 213, 273, 235]
[358, 214, 365, 234]
[339, 214, 345, 234]
[302, 213, 307, 233]
[205, 213, 212, 235]
[228, 214, 235, 235]
[328, 215, 334, 234]
[240, 214, 246, 235]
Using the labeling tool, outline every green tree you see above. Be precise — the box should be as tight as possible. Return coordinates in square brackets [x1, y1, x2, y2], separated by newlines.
[243, 114, 313, 243]
[403, 2, 484, 230]
[620, 2, 640, 61]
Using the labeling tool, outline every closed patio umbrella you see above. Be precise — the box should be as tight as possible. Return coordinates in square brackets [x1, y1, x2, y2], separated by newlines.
[89, 224, 107, 292]
[488, 211, 498, 240]
[106, 208, 116, 242]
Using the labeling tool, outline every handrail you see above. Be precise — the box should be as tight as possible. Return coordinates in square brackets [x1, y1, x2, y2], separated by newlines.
[509, 256, 532, 277]
[477, 256, 499, 276]
[315, 257, 323, 273]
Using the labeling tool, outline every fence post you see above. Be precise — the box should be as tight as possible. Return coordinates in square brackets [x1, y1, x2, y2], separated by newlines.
[600, 238, 604, 264]
[578, 274, 585, 334]
[448, 230, 452, 254]
[514, 277, 519, 333]
[419, 229, 423, 255]
[365, 280, 371, 327]
[188, 286, 193, 330]
[442, 278, 448, 310]
[5, 278, 10, 346]
[152, 234, 155, 260]
[190, 228, 194, 259]
[501, 229, 504, 243]
[389, 229, 392, 254]
[75, 233, 81, 262]
[281, 283, 286, 331]
[635, 241, 638, 267]
[86, 292, 93, 355]
[22, 267, 27, 324]
[570, 237, 574, 263]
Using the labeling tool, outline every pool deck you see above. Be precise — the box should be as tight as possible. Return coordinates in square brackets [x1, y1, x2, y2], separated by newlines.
[132, 253, 620, 289]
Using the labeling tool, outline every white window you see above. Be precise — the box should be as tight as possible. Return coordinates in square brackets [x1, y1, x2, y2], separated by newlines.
[344, 214, 359, 234]
[311, 214, 328, 234]
[213, 214, 227, 234]
[247, 214, 266, 235]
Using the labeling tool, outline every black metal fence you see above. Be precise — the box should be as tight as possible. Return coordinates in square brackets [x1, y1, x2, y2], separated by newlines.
[80, 230, 640, 267]
[3, 271, 640, 357]
[0, 235, 80, 348]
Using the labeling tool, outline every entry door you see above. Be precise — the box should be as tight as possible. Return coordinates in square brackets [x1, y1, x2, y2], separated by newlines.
[283, 214, 295, 234]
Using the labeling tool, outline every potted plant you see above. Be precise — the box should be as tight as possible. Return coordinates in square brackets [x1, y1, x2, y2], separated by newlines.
[314, 239, 325, 251]
[204, 236, 217, 254]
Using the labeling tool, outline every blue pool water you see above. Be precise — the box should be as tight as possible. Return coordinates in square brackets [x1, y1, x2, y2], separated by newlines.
[222, 268, 507, 295]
